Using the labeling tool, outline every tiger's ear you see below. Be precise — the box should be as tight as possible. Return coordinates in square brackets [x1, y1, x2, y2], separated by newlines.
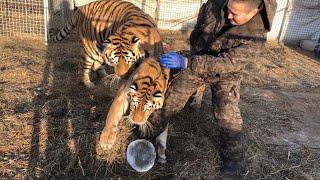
[132, 36, 140, 47]
[99, 39, 111, 53]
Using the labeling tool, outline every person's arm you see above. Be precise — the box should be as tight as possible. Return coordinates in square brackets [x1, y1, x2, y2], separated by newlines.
[190, 1, 218, 54]
[189, 40, 262, 75]
[159, 40, 262, 73]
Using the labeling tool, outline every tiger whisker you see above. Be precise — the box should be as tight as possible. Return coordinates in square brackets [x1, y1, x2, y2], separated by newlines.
[146, 121, 154, 134]
[138, 124, 147, 137]
[123, 116, 134, 127]
[139, 120, 153, 137]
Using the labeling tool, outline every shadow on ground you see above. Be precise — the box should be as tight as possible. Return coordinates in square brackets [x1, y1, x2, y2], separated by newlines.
[1, 31, 320, 179]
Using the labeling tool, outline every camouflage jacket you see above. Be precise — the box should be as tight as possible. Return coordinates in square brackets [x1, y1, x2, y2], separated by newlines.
[189, 0, 277, 81]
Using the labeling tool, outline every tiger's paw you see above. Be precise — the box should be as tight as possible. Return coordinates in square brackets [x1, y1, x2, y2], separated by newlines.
[99, 129, 117, 150]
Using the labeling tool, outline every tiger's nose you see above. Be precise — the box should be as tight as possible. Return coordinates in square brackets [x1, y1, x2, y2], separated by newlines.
[115, 67, 129, 77]
[115, 58, 130, 77]
[130, 111, 148, 125]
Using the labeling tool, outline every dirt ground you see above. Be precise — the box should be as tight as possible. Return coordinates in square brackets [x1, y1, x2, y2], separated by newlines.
[1, 31, 320, 179]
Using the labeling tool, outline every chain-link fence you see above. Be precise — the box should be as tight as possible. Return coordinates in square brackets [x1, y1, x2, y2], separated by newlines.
[279, 0, 320, 44]
[0, 0, 48, 39]
[131, 0, 204, 30]
[0, 0, 204, 40]
[63, 0, 205, 31]
[0, 0, 319, 44]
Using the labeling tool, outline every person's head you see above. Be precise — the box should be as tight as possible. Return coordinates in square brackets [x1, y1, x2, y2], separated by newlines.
[227, 0, 262, 25]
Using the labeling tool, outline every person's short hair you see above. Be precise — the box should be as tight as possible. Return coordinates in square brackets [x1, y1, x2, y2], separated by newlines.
[234, 0, 263, 10]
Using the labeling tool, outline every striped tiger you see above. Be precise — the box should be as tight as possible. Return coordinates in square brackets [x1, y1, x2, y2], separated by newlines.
[49, 0, 163, 88]
[98, 55, 207, 163]
[99, 57, 170, 161]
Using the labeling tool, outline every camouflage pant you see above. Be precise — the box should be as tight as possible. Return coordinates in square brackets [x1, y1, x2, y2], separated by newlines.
[162, 69, 243, 132]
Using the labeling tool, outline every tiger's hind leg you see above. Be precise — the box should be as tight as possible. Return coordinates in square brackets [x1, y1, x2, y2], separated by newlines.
[156, 124, 169, 163]
[190, 83, 206, 109]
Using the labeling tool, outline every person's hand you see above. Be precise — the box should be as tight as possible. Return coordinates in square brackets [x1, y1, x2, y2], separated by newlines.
[160, 51, 187, 69]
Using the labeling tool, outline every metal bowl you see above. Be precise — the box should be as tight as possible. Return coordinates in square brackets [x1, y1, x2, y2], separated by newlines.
[126, 139, 156, 172]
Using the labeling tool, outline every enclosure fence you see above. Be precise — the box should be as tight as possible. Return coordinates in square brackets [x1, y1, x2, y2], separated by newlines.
[0, 0, 319, 44]
[0, 0, 48, 39]
[72, 0, 205, 30]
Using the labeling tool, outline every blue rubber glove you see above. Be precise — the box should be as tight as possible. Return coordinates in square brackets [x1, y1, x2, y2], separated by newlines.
[160, 51, 186, 69]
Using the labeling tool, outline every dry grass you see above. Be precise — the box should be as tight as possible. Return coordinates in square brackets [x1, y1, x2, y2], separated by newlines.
[1, 31, 320, 179]
[96, 120, 133, 165]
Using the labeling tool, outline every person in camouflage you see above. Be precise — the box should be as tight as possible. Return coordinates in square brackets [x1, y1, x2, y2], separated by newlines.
[157, 0, 277, 176]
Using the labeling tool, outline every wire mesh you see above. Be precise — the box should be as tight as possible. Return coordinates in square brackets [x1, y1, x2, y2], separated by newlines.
[127, 0, 204, 30]
[279, 0, 320, 44]
[0, 0, 45, 39]
[1, 0, 318, 43]
[74, 0, 205, 30]
[67, 0, 320, 44]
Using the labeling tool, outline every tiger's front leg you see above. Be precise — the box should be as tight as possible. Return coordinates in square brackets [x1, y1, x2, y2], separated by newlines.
[99, 124, 118, 150]
[80, 55, 95, 89]
[99, 85, 129, 149]
[80, 44, 107, 88]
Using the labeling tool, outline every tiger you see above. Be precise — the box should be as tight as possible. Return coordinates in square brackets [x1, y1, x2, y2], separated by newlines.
[49, 0, 163, 88]
[99, 57, 170, 162]
[98, 55, 207, 163]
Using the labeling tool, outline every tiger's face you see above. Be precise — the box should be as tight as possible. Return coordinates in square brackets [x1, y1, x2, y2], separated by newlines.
[102, 34, 145, 78]
[125, 59, 169, 132]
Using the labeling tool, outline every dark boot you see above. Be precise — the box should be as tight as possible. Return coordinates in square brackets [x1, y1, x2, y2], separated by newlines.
[219, 127, 245, 177]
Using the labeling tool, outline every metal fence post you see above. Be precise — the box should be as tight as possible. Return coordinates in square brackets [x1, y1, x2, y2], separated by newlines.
[155, 0, 160, 25]
[142, 0, 146, 12]
[43, 0, 49, 43]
